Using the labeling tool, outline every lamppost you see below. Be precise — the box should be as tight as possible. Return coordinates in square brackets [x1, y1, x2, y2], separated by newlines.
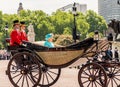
[72, 2, 77, 43]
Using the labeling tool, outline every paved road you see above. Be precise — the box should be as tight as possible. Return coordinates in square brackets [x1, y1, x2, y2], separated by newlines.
[1, 54, 120, 87]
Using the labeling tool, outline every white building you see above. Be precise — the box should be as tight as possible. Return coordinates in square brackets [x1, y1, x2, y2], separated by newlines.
[98, 0, 120, 23]
[59, 3, 87, 14]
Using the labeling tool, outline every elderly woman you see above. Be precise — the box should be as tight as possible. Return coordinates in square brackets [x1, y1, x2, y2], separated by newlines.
[44, 33, 54, 48]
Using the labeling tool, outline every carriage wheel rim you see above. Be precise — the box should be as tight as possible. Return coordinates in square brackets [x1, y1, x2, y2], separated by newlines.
[7, 52, 41, 87]
[78, 63, 107, 87]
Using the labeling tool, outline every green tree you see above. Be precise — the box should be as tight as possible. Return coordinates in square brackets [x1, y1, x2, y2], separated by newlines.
[76, 12, 89, 39]
[85, 10, 107, 35]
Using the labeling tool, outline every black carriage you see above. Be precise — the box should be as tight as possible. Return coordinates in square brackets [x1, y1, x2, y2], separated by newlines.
[5, 37, 120, 87]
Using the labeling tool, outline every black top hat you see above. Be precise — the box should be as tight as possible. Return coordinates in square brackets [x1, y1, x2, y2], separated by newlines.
[20, 21, 25, 25]
[13, 20, 19, 24]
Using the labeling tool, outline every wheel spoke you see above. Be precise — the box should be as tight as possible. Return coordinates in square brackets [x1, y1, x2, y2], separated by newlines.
[42, 73, 45, 85]
[21, 75, 25, 87]
[94, 69, 99, 76]
[92, 82, 93, 87]
[114, 76, 120, 81]
[47, 72, 54, 81]
[11, 64, 17, 68]
[93, 81, 97, 87]
[92, 68, 94, 75]
[112, 66, 117, 73]
[16, 75, 23, 84]
[114, 69, 120, 74]
[111, 78, 113, 87]
[82, 80, 90, 84]
[88, 68, 92, 75]
[10, 70, 20, 73]
[115, 74, 120, 76]
[107, 79, 110, 86]
[82, 70, 90, 76]
[26, 75, 29, 87]
[110, 67, 113, 73]
[31, 73, 39, 80]
[27, 74, 34, 85]
[48, 70, 58, 75]
[81, 76, 89, 79]
[45, 73, 49, 85]
[12, 73, 22, 79]
[87, 82, 91, 87]
[113, 78, 119, 86]
[95, 80, 102, 86]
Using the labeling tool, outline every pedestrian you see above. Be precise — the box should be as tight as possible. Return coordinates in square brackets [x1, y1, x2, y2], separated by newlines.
[107, 33, 113, 41]
[114, 47, 119, 62]
[10, 20, 22, 46]
[20, 21, 28, 41]
[106, 47, 113, 60]
[44, 33, 54, 48]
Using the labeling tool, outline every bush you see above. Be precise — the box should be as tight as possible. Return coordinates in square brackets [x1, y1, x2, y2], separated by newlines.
[54, 34, 73, 46]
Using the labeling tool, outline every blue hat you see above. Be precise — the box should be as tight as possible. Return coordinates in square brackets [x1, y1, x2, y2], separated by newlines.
[45, 33, 53, 41]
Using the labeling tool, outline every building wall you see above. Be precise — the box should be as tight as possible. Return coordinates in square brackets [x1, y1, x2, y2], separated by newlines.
[98, 0, 120, 23]
[59, 3, 87, 14]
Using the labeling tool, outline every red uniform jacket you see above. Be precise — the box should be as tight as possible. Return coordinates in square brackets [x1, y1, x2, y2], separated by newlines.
[21, 30, 28, 41]
[10, 29, 22, 46]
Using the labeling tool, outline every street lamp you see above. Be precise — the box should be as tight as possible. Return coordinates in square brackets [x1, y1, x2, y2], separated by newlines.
[94, 30, 99, 41]
[72, 2, 77, 43]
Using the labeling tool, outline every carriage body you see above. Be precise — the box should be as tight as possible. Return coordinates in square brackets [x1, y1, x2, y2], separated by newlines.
[7, 37, 119, 87]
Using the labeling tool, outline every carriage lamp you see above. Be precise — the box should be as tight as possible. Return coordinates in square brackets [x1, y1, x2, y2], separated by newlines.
[72, 2, 78, 43]
[94, 30, 99, 51]
[94, 30, 99, 41]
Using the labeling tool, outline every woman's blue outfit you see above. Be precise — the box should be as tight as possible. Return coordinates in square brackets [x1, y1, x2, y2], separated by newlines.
[44, 41, 54, 48]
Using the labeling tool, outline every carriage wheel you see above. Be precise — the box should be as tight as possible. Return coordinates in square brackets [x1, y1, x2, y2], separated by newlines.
[7, 52, 41, 87]
[78, 63, 107, 87]
[38, 65, 61, 86]
[99, 66, 120, 87]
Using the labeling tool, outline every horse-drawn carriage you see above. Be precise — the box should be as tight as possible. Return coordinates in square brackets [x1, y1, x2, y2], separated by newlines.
[5, 37, 120, 87]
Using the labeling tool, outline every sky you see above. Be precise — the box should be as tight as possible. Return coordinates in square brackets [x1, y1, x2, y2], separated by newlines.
[0, 0, 98, 14]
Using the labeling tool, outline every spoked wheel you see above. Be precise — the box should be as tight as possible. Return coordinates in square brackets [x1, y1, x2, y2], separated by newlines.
[6, 52, 41, 87]
[99, 66, 120, 87]
[38, 65, 61, 87]
[78, 63, 107, 87]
